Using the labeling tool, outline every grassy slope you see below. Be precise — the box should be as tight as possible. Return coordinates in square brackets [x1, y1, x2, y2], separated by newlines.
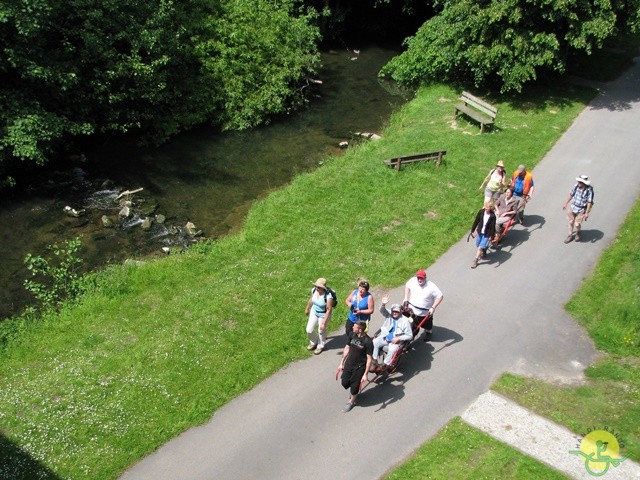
[0, 83, 593, 479]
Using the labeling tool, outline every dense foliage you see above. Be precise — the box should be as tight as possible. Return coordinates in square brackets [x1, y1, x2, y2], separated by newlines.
[0, 0, 319, 178]
[381, 0, 640, 92]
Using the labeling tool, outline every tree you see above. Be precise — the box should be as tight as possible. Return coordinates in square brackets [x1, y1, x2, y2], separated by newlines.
[380, 0, 640, 92]
[197, 0, 321, 130]
[0, 0, 320, 180]
[0, 1, 214, 166]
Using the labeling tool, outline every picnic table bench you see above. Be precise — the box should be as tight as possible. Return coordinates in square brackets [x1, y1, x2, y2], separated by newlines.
[454, 91, 497, 133]
[384, 150, 446, 171]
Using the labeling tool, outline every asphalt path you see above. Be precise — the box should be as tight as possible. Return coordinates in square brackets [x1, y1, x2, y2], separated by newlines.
[121, 56, 640, 480]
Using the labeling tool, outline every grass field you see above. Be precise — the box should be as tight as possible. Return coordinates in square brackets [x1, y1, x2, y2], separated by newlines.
[0, 81, 593, 479]
[4, 33, 640, 478]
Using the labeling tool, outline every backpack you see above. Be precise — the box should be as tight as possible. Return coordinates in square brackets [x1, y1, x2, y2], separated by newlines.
[313, 287, 338, 311]
[326, 288, 338, 309]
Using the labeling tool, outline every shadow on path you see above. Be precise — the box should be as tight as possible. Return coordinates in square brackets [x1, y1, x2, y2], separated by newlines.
[359, 326, 464, 412]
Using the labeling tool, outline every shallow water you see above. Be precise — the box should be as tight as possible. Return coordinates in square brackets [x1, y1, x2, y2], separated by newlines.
[0, 46, 408, 319]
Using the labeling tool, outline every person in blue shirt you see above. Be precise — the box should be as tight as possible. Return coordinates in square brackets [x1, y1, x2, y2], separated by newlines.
[304, 277, 334, 355]
[344, 279, 375, 335]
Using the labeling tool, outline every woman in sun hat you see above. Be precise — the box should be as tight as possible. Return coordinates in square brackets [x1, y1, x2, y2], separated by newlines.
[562, 175, 594, 243]
[304, 277, 335, 354]
[479, 160, 507, 204]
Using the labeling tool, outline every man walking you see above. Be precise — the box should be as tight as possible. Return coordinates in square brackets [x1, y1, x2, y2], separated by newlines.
[562, 175, 594, 243]
[510, 164, 534, 224]
[338, 320, 373, 413]
[403, 269, 444, 340]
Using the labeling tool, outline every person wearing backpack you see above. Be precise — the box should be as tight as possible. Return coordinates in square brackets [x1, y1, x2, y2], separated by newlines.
[304, 278, 336, 355]
[562, 175, 594, 243]
[479, 160, 507, 204]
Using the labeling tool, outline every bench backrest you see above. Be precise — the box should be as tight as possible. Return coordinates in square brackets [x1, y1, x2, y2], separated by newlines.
[460, 91, 497, 119]
[384, 150, 446, 170]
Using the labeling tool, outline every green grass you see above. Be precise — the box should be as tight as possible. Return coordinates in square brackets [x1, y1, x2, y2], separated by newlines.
[384, 418, 570, 480]
[0, 81, 598, 478]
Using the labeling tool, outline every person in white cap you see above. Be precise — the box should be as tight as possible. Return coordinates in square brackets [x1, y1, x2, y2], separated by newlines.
[562, 175, 594, 243]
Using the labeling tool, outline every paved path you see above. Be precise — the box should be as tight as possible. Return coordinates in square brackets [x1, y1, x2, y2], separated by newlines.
[121, 57, 640, 480]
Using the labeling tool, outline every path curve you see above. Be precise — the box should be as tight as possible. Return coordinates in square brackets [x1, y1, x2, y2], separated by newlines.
[121, 57, 640, 480]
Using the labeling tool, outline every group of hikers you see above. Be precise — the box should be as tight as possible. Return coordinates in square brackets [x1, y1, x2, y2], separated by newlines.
[305, 271, 443, 413]
[470, 162, 534, 268]
[470, 161, 594, 268]
[304, 161, 594, 413]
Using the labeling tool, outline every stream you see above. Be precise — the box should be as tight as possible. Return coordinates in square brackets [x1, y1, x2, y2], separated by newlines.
[0, 45, 408, 319]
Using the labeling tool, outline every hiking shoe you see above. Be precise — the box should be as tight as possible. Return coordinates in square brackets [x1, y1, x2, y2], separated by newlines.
[343, 402, 355, 413]
[471, 258, 478, 269]
[574, 232, 581, 242]
[314, 347, 323, 355]
[307, 343, 317, 351]
[423, 331, 432, 342]
[564, 234, 573, 244]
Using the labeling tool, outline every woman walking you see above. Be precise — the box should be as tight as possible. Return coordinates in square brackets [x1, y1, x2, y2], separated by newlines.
[479, 160, 507, 204]
[304, 278, 334, 355]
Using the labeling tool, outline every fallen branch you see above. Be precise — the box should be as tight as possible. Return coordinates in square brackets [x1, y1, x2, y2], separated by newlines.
[116, 187, 144, 200]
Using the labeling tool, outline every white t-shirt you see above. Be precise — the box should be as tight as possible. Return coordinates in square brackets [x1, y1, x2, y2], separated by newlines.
[405, 277, 443, 314]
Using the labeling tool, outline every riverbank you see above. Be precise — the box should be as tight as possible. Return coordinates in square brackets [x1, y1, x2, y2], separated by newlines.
[0, 80, 594, 479]
[0, 46, 406, 320]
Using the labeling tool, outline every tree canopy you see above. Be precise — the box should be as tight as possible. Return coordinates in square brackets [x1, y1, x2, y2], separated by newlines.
[380, 0, 640, 92]
[0, 0, 320, 179]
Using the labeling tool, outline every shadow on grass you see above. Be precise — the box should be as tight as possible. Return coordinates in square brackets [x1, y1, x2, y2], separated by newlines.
[0, 432, 61, 480]
[358, 326, 464, 411]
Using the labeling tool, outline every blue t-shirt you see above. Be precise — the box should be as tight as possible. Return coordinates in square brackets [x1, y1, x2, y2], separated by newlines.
[347, 290, 372, 323]
[310, 288, 329, 318]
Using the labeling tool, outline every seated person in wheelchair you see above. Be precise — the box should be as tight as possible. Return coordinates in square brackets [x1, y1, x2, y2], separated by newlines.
[371, 298, 414, 372]
[494, 187, 521, 239]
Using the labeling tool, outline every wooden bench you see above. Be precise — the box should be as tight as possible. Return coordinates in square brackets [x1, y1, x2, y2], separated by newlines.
[454, 91, 497, 133]
[384, 150, 446, 171]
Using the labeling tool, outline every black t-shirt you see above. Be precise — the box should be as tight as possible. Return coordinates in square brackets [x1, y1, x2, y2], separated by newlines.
[344, 332, 373, 370]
